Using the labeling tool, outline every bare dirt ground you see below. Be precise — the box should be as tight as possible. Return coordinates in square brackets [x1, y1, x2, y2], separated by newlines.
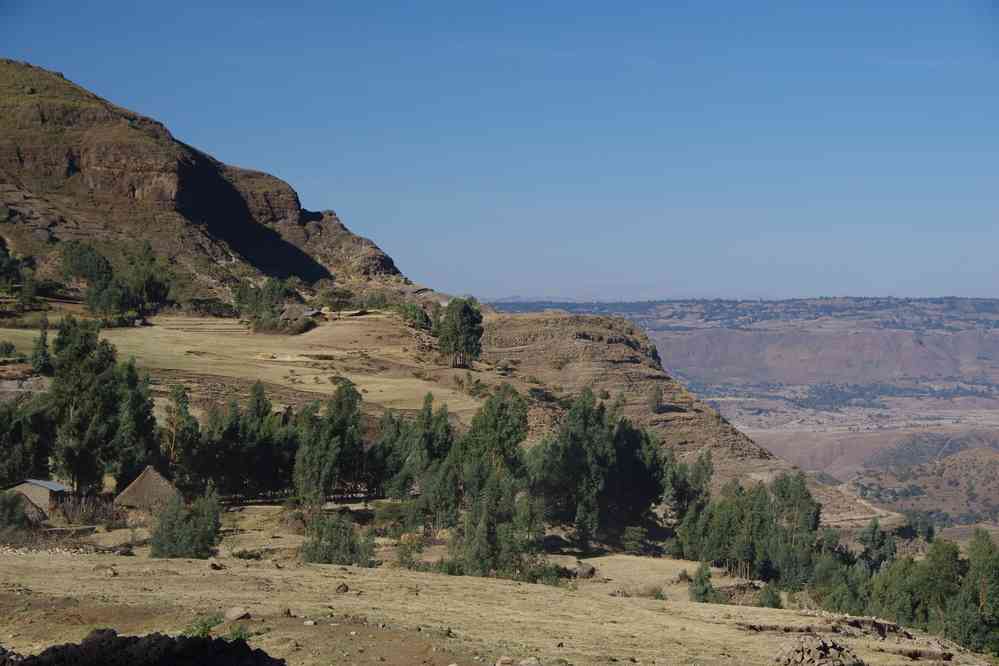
[1, 508, 990, 666]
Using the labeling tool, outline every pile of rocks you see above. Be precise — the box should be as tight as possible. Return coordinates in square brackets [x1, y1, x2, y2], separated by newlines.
[773, 636, 866, 666]
[0, 629, 286, 666]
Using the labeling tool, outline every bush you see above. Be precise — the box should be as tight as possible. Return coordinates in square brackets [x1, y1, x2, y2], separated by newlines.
[0, 493, 31, 531]
[689, 562, 723, 603]
[0, 341, 16, 357]
[396, 535, 425, 569]
[622, 525, 649, 555]
[182, 613, 224, 638]
[150, 492, 221, 559]
[758, 582, 783, 608]
[31, 328, 52, 374]
[301, 512, 376, 567]
[394, 303, 432, 331]
[225, 624, 252, 642]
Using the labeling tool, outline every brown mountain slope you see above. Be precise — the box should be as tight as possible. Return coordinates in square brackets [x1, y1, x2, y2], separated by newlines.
[853, 447, 999, 525]
[480, 312, 880, 526]
[0, 59, 400, 296]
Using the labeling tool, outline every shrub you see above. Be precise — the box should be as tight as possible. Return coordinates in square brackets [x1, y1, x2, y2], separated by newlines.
[0, 493, 31, 531]
[150, 492, 221, 559]
[647, 385, 663, 414]
[689, 562, 723, 603]
[394, 303, 432, 331]
[0, 341, 16, 357]
[301, 512, 376, 567]
[396, 535, 425, 569]
[31, 328, 52, 375]
[622, 525, 649, 555]
[225, 624, 252, 642]
[182, 613, 224, 638]
[758, 582, 783, 608]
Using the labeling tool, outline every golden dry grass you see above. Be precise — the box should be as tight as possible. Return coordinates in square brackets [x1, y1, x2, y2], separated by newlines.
[0, 313, 484, 418]
[1, 538, 988, 666]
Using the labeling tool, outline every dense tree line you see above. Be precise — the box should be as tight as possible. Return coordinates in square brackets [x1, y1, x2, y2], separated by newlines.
[61, 241, 172, 319]
[673, 457, 999, 655]
[233, 278, 295, 330]
[365, 386, 664, 578]
[0, 316, 158, 493]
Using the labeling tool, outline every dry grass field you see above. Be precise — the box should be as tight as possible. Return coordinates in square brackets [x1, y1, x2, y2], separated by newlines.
[0, 313, 486, 420]
[1, 506, 990, 666]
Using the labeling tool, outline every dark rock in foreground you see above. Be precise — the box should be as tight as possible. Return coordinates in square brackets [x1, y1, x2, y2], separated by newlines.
[0, 629, 286, 666]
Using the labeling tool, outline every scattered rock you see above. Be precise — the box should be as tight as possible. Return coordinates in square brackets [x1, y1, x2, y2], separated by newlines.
[224, 607, 251, 622]
[93, 565, 117, 578]
[280, 608, 293, 618]
[303, 620, 317, 627]
[495, 658, 515, 666]
[335, 583, 349, 594]
[519, 659, 542, 666]
[209, 560, 226, 571]
[773, 636, 865, 666]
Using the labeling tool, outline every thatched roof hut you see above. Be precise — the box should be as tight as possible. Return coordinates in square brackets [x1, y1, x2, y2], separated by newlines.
[114, 466, 180, 513]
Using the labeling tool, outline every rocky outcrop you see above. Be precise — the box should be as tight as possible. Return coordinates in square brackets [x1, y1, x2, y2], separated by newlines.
[0, 59, 399, 294]
[773, 637, 865, 666]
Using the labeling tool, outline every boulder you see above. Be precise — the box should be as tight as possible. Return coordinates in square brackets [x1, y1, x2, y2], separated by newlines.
[224, 607, 250, 622]
[574, 562, 596, 579]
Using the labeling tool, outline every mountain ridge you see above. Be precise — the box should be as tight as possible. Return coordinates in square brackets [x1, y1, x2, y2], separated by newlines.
[0, 58, 403, 299]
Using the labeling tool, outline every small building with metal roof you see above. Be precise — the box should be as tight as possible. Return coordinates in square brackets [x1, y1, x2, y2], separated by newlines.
[5, 479, 69, 519]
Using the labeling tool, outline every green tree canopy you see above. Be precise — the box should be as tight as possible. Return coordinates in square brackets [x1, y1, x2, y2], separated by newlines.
[437, 298, 483, 368]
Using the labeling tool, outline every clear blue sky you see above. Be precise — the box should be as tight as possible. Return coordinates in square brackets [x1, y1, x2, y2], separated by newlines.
[4, 1, 997, 300]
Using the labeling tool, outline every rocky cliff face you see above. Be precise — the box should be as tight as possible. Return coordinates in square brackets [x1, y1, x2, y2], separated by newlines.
[0, 59, 399, 293]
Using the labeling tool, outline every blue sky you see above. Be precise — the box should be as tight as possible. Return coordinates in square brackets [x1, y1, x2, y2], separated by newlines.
[4, 1, 997, 300]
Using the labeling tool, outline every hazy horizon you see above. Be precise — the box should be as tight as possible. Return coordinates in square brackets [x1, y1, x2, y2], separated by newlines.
[5, 1, 997, 300]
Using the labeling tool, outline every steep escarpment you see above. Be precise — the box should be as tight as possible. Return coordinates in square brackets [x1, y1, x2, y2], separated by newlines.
[0, 59, 400, 295]
[482, 313, 786, 482]
[481, 312, 883, 525]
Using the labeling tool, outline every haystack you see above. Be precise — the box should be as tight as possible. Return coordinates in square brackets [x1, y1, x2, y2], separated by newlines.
[114, 467, 180, 514]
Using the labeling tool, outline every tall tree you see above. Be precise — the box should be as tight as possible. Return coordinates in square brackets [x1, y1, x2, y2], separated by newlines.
[437, 298, 484, 368]
[49, 316, 119, 492]
[163, 384, 203, 492]
[109, 359, 159, 491]
[293, 381, 363, 505]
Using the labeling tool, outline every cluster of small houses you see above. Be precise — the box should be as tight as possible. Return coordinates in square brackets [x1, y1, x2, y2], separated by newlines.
[5, 466, 180, 527]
